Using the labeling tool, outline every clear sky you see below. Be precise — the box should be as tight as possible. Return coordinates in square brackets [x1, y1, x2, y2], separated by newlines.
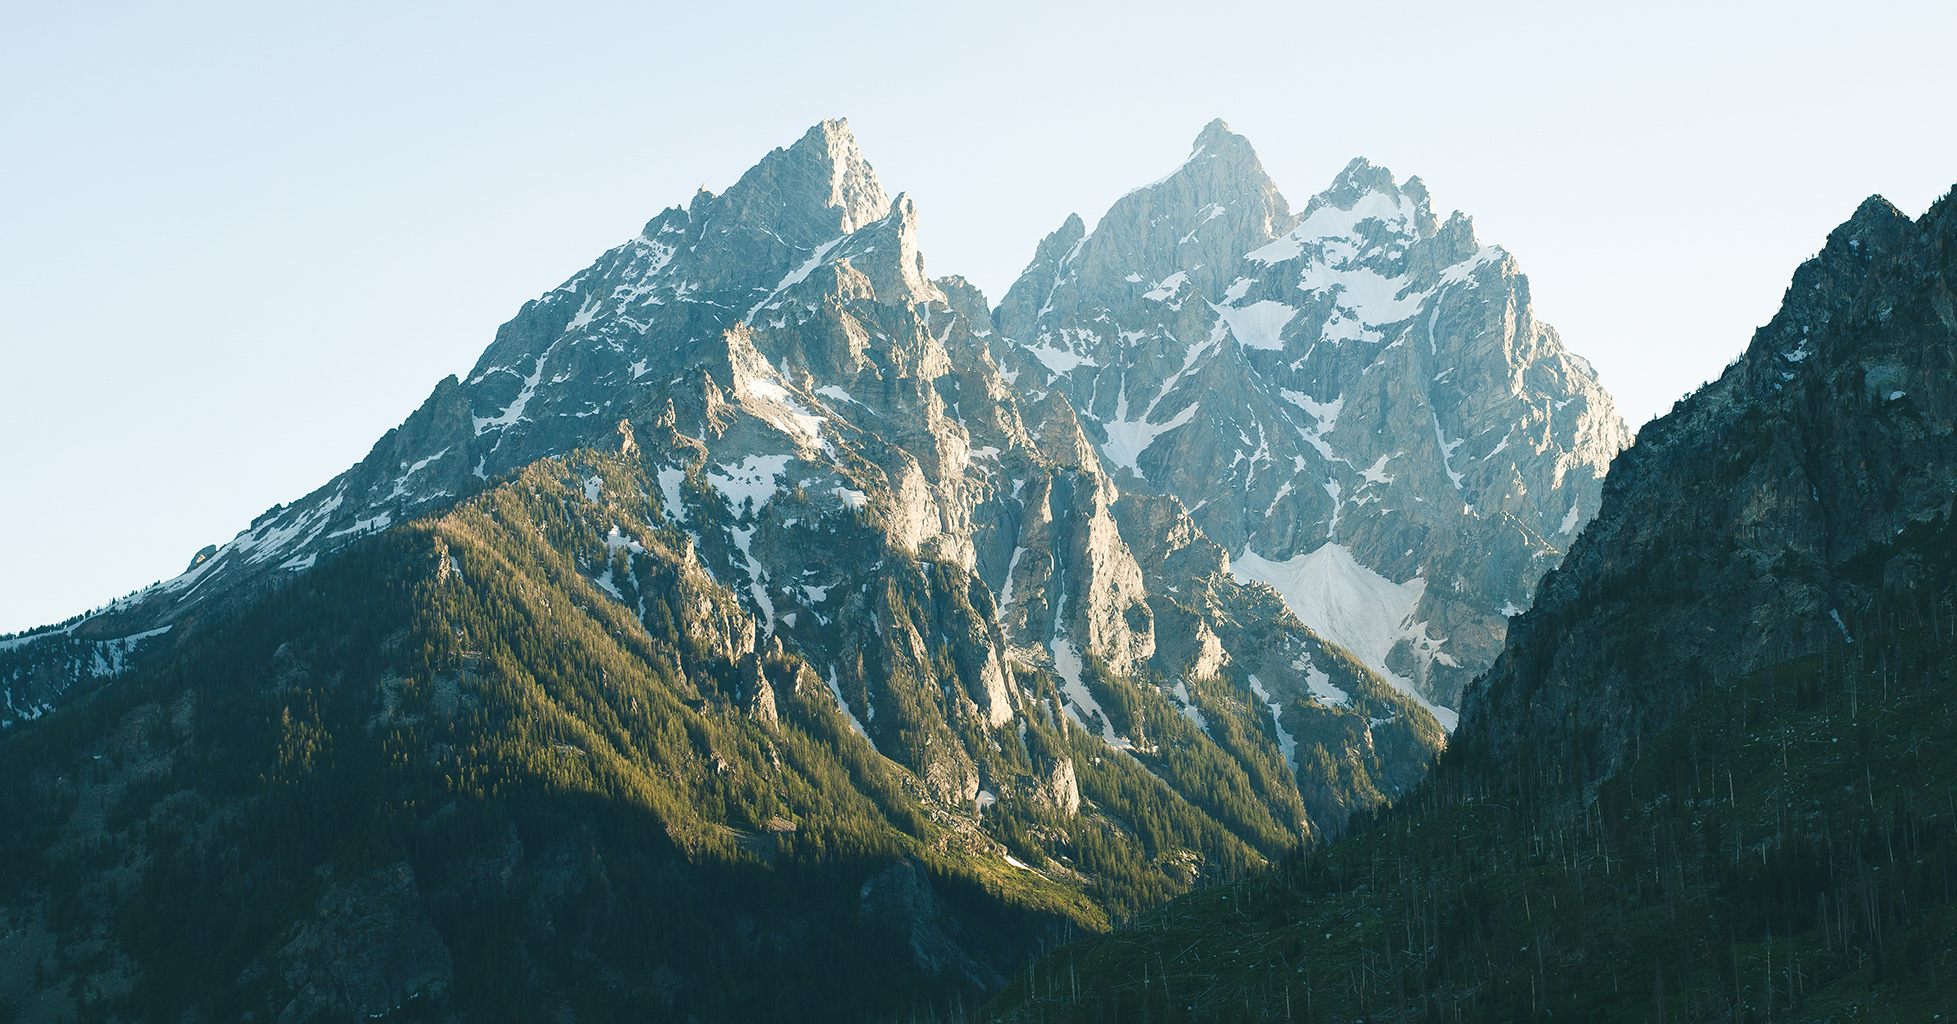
[3, 1, 1954, 634]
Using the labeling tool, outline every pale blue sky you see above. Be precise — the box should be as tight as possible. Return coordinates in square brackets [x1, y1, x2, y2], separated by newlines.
[3, 1, 1954, 633]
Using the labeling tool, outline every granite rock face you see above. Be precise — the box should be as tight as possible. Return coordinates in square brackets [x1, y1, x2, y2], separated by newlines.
[991, 120, 1630, 718]
[1451, 188, 1957, 803]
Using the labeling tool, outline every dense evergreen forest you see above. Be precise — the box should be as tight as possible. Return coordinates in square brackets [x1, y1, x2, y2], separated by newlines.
[981, 576, 1957, 1021]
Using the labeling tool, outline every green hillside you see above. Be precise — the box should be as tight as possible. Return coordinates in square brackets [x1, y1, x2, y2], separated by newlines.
[0, 447, 1408, 1023]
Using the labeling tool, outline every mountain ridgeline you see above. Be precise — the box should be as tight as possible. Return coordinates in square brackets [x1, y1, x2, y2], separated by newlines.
[0, 120, 1621, 1021]
[981, 187, 1957, 1021]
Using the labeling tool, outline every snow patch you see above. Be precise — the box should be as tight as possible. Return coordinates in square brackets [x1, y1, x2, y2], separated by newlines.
[325, 511, 392, 541]
[1100, 385, 1198, 480]
[729, 525, 775, 635]
[740, 376, 825, 442]
[1052, 636, 1130, 749]
[1172, 680, 1210, 734]
[1431, 411, 1466, 490]
[1216, 300, 1297, 351]
[745, 236, 845, 324]
[474, 340, 563, 434]
[1281, 389, 1344, 462]
[707, 455, 792, 517]
[387, 447, 450, 501]
[657, 467, 688, 523]
[1024, 342, 1097, 374]
[1358, 453, 1397, 484]
[1247, 674, 1298, 775]
[1232, 543, 1458, 730]
[999, 546, 1028, 607]
[1292, 654, 1348, 708]
[825, 667, 875, 748]
[1142, 271, 1189, 302]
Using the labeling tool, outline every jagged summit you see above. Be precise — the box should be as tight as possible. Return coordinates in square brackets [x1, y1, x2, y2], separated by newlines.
[1316, 156, 1406, 201]
[1734, 193, 1914, 379]
[1245, 156, 1459, 283]
[990, 124, 1630, 716]
[1165, 118, 1281, 196]
[708, 118, 889, 242]
[995, 120, 1294, 336]
[1192, 116, 1236, 145]
[1821, 195, 1914, 272]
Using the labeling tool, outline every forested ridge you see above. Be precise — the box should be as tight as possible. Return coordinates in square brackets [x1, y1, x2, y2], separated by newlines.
[0, 448, 1413, 1022]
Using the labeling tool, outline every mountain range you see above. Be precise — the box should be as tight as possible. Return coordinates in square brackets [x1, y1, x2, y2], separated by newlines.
[0, 120, 1632, 1022]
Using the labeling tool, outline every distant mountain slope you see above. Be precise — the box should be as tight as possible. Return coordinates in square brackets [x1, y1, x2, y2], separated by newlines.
[990, 121, 1629, 718]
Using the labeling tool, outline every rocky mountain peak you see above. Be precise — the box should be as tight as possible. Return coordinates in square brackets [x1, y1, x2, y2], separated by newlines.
[1730, 195, 1917, 393]
[1260, 158, 1439, 269]
[1190, 116, 1239, 150]
[1174, 119, 1280, 196]
[841, 191, 943, 308]
[1834, 194, 1912, 250]
[705, 117, 890, 246]
[993, 120, 1293, 341]
[1316, 157, 1402, 207]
